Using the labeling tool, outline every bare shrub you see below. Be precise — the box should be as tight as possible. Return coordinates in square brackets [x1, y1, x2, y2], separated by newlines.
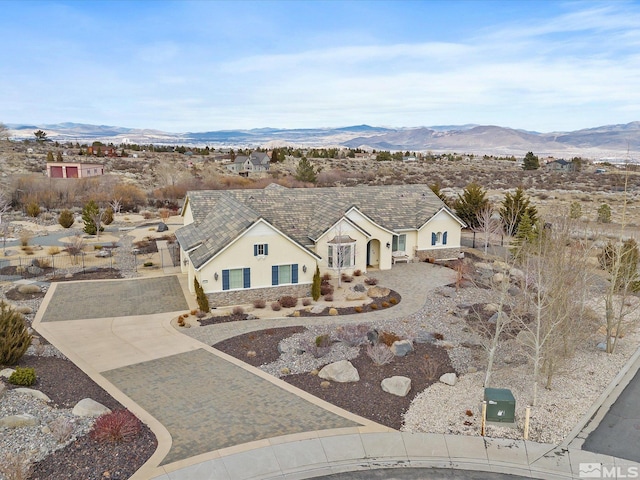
[353, 269, 362, 276]
[271, 302, 282, 311]
[47, 246, 61, 255]
[278, 296, 298, 308]
[253, 299, 266, 309]
[232, 306, 244, 316]
[334, 324, 369, 346]
[341, 273, 353, 283]
[367, 344, 394, 366]
[0, 452, 31, 480]
[19, 232, 31, 247]
[322, 272, 332, 281]
[324, 294, 333, 302]
[302, 298, 312, 306]
[320, 283, 334, 295]
[49, 417, 74, 443]
[364, 277, 378, 286]
[421, 358, 442, 381]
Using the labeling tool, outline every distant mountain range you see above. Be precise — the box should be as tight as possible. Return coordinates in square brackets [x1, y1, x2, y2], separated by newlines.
[6, 121, 640, 158]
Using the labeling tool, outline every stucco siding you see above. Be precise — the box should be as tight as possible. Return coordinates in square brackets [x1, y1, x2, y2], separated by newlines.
[314, 218, 370, 275]
[418, 210, 462, 250]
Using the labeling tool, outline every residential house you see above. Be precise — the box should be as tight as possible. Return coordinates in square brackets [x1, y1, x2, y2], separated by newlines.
[546, 159, 574, 172]
[86, 145, 117, 157]
[225, 151, 271, 176]
[46, 162, 104, 178]
[176, 184, 466, 306]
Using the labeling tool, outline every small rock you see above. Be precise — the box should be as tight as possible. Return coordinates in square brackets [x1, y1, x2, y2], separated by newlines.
[368, 286, 390, 298]
[310, 369, 319, 376]
[509, 267, 525, 279]
[14, 388, 51, 402]
[596, 342, 607, 351]
[0, 368, 15, 379]
[391, 339, 413, 357]
[328, 308, 338, 316]
[439, 341, 455, 349]
[292, 310, 300, 317]
[246, 314, 257, 320]
[492, 273, 506, 284]
[320, 381, 331, 389]
[381, 376, 412, 397]
[467, 366, 478, 374]
[310, 305, 325, 314]
[483, 303, 499, 313]
[280, 367, 291, 375]
[439, 373, 457, 386]
[346, 293, 366, 301]
[246, 350, 256, 358]
[41, 425, 51, 434]
[318, 360, 360, 383]
[65, 273, 73, 279]
[157, 222, 169, 232]
[367, 329, 379, 345]
[72, 398, 111, 417]
[414, 331, 435, 344]
[16, 306, 33, 315]
[352, 284, 366, 292]
[0, 413, 39, 428]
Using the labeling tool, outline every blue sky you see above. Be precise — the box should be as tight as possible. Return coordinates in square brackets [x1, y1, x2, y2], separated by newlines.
[1, 0, 639, 132]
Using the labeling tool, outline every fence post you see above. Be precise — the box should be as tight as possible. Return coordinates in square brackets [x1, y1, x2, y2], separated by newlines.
[51, 254, 55, 279]
[82, 252, 85, 273]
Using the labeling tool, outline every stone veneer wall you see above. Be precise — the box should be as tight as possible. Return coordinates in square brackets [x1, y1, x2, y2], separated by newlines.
[206, 283, 311, 308]
[415, 248, 461, 262]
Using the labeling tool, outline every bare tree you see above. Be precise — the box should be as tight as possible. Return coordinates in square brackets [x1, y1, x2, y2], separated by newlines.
[110, 197, 122, 215]
[0, 192, 11, 253]
[474, 206, 503, 254]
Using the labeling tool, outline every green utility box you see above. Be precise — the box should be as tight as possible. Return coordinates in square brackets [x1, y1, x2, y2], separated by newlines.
[484, 388, 516, 423]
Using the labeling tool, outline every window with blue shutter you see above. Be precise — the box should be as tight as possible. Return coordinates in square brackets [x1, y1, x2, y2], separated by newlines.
[443, 231, 448, 245]
[254, 245, 258, 256]
[272, 265, 279, 285]
[243, 268, 250, 288]
[272, 264, 297, 285]
[222, 269, 230, 290]
[292, 264, 298, 284]
[254, 244, 268, 256]
[431, 232, 437, 246]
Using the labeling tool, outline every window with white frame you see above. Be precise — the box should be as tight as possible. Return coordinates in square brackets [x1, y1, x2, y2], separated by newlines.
[222, 267, 250, 290]
[254, 243, 268, 256]
[392, 234, 406, 252]
[431, 231, 448, 246]
[328, 243, 355, 268]
[272, 264, 298, 285]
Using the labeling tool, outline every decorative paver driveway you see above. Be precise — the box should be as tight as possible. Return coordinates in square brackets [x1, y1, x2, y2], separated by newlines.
[40, 276, 188, 322]
[102, 349, 361, 465]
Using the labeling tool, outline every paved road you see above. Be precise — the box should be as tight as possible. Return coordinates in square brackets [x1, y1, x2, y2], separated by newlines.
[583, 368, 640, 462]
[317, 468, 527, 479]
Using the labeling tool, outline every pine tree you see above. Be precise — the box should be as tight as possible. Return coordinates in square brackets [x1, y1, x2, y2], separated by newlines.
[295, 157, 317, 183]
[569, 202, 582, 220]
[499, 187, 538, 236]
[56, 151, 63, 162]
[82, 200, 100, 235]
[0, 301, 32, 365]
[194, 278, 210, 312]
[512, 211, 537, 253]
[599, 239, 639, 292]
[46, 151, 54, 162]
[429, 183, 451, 206]
[523, 151, 539, 170]
[453, 182, 489, 229]
[597, 203, 612, 223]
[311, 266, 321, 301]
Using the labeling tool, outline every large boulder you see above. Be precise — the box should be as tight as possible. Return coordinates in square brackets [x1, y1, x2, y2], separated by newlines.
[346, 293, 367, 301]
[72, 398, 111, 417]
[381, 376, 412, 397]
[310, 305, 325, 314]
[439, 372, 457, 386]
[318, 360, 360, 383]
[17, 284, 41, 294]
[367, 286, 390, 298]
[414, 331, 435, 344]
[0, 368, 15, 379]
[391, 340, 413, 357]
[157, 222, 169, 232]
[0, 414, 39, 428]
[14, 388, 51, 402]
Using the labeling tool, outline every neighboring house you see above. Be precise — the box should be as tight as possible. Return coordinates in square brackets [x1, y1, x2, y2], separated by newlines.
[225, 151, 271, 176]
[86, 145, 117, 157]
[176, 184, 466, 306]
[402, 155, 417, 162]
[46, 162, 104, 179]
[546, 159, 574, 172]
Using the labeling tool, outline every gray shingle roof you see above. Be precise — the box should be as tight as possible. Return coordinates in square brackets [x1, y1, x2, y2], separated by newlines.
[178, 184, 460, 269]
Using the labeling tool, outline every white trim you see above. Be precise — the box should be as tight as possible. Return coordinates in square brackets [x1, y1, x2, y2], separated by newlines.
[314, 215, 371, 244]
[195, 217, 320, 271]
[344, 206, 396, 236]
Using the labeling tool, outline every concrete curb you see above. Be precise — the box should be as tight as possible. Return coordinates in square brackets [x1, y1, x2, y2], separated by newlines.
[562, 343, 640, 449]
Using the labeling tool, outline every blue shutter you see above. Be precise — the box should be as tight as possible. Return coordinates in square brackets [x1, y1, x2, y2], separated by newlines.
[443, 231, 448, 245]
[292, 264, 298, 284]
[431, 232, 437, 246]
[272, 265, 279, 286]
[264, 244, 268, 255]
[243, 268, 250, 288]
[254, 244, 258, 256]
[222, 269, 230, 290]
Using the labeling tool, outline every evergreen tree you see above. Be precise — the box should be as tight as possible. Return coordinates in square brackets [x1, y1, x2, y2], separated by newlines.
[0, 301, 32, 365]
[82, 200, 100, 235]
[453, 182, 489, 229]
[103, 206, 114, 225]
[58, 209, 75, 228]
[597, 203, 612, 223]
[311, 265, 321, 301]
[429, 183, 451, 207]
[56, 151, 63, 162]
[499, 187, 538, 236]
[295, 157, 317, 183]
[523, 151, 539, 170]
[512, 211, 537, 253]
[194, 278, 210, 312]
[569, 202, 582, 220]
[46, 151, 54, 162]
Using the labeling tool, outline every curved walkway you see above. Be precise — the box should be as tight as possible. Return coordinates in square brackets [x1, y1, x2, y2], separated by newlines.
[31, 265, 640, 480]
